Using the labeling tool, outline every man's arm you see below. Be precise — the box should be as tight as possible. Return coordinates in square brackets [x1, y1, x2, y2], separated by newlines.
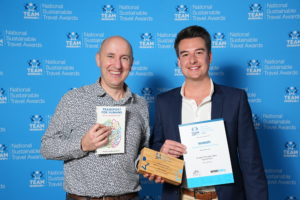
[237, 90, 268, 199]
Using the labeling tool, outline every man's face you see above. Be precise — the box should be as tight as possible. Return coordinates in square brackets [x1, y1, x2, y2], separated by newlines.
[177, 37, 212, 81]
[96, 37, 133, 90]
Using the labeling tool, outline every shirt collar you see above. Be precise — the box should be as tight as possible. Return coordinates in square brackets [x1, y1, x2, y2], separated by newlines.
[180, 79, 214, 101]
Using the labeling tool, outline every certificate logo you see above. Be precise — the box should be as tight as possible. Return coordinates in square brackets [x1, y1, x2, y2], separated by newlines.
[0, 88, 8, 104]
[29, 115, 45, 131]
[248, 3, 263, 20]
[284, 86, 299, 103]
[246, 59, 262, 75]
[29, 171, 46, 187]
[139, 33, 154, 48]
[191, 126, 200, 136]
[27, 59, 43, 76]
[174, 5, 189, 21]
[24, 3, 40, 19]
[101, 5, 117, 21]
[212, 33, 226, 48]
[0, 144, 9, 160]
[283, 141, 299, 158]
[141, 156, 150, 170]
[141, 87, 155, 104]
[66, 32, 81, 48]
[287, 31, 300, 47]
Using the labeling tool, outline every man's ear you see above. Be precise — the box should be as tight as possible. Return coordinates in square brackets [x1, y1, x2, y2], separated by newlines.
[177, 58, 181, 68]
[209, 52, 213, 64]
[96, 52, 101, 67]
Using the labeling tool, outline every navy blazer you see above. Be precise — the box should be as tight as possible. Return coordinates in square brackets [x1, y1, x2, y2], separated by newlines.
[150, 83, 268, 200]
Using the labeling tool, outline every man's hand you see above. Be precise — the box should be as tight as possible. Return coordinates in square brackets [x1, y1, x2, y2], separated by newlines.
[143, 173, 164, 184]
[81, 123, 111, 152]
[160, 139, 186, 158]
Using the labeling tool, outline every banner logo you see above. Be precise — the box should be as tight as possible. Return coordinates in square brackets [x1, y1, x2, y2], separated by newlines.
[29, 171, 46, 187]
[283, 141, 299, 158]
[174, 5, 189, 21]
[101, 5, 117, 21]
[29, 115, 45, 131]
[212, 32, 226, 48]
[0, 144, 8, 160]
[24, 3, 40, 19]
[246, 59, 262, 75]
[0, 88, 8, 104]
[252, 114, 261, 129]
[287, 31, 300, 47]
[139, 33, 154, 48]
[248, 3, 263, 20]
[284, 87, 299, 103]
[27, 59, 43, 76]
[141, 88, 155, 103]
[66, 32, 81, 48]
[0, 32, 3, 46]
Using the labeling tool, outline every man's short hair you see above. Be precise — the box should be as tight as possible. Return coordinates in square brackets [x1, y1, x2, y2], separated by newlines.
[174, 25, 211, 57]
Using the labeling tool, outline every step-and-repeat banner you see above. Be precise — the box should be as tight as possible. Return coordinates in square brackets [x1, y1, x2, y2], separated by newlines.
[0, 0, 299, 199]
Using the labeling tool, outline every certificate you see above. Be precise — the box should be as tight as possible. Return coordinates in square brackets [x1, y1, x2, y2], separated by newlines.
[95, 106, 126, 154]
[179, 119, 234, 188]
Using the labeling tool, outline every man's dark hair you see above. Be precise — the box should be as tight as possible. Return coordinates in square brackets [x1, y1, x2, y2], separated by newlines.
[174, 25, 211, 57]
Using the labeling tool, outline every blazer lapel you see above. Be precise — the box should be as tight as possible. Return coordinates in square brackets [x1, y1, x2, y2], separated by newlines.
[211, 84, 224, 119]
[172, 88, 182, 142]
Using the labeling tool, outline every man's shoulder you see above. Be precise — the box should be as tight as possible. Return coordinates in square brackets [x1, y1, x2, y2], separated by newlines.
[62, 83, 96, 99]
[214, 83, 245, 95]
[157, 87, 181, 99]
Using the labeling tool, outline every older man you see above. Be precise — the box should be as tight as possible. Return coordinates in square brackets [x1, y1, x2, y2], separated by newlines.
[41, 36, 150, 200]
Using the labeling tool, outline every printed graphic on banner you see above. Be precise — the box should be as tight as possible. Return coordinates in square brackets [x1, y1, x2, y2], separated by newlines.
[139, 33, 155, 48]
[284, 142, 299, 158]
[24, 3, 40, 19]
[263, 59, 298, 76]
[141, 88, 155, 104]
[101, 5, 117, 21]
[248, 3, 263, 20]
[130, 60, 153, 77]
[0, 32, 4, 46]
[246, 59, 262, 75]
[244, 88, 262, 103]
[24, 3, 79, 21]
[9, 88, 45, 104]
[0, 88, 8, 104]
[174, 61, 183, 77]
[284, 87, 299, 103]
[287, 31, 300, 47]
[262, 114, 296, 130]
[66, 32, 81, 48]
[29, 171, 46, 187]
[118, 5, 153, 21]
[27, 59, 43, 76]
[174, 5, 189, 21]
[11, 144, 43, 160]
[209, 65, 225, 77]
[266, 168, 297, 185]
[29, 115, 45, 132]
[0, 144, 9, 160]
[0, 127, 6, 133]
[3, 30, 42, 48]
[266, 3, 300, 20]
[252, 113, 262, 130]
[229, 32, 263, 48]
[156, 33, 176, 49]
[212, 32, 226, 48]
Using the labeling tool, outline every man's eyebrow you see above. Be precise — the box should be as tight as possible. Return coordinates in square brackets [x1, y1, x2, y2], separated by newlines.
[179, 48, 206, 55]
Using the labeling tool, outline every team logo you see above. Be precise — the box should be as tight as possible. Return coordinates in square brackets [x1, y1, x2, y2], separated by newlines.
[141, 88, 155, 103]
[0, 88, 8, 104]
[29, 115, 45, 131]
[27, 59, 43, 76]
[101, 5, 117, 21]
[174, 5, 189, 21]
[287, 31, 300, 47]
[29, 171, 46, 187]
[66, 32, 81, 48]
[212, 32, 227, 48]
[283, 141, 299, 158]
[139, 33, 154, 48]
[246, 59, 262, 75]
[191, 126, 200, 136]
[248, 3, 263, 20]
[174, 61, 183, 76]
[24, 3, 40, 19]
[0, 144, 9, 160]
[284, 86, 299, 103]
[252, 113, 261, 129]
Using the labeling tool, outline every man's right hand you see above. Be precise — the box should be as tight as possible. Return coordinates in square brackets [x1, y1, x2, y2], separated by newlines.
[160, 139, 186, 158]
[81, 123, 111, 152]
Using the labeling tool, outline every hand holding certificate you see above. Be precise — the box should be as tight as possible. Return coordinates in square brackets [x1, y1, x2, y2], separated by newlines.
[179, 119, 234, 188]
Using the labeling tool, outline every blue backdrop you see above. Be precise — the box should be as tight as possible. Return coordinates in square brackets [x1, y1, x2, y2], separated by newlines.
[0, 0, 299, 199]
